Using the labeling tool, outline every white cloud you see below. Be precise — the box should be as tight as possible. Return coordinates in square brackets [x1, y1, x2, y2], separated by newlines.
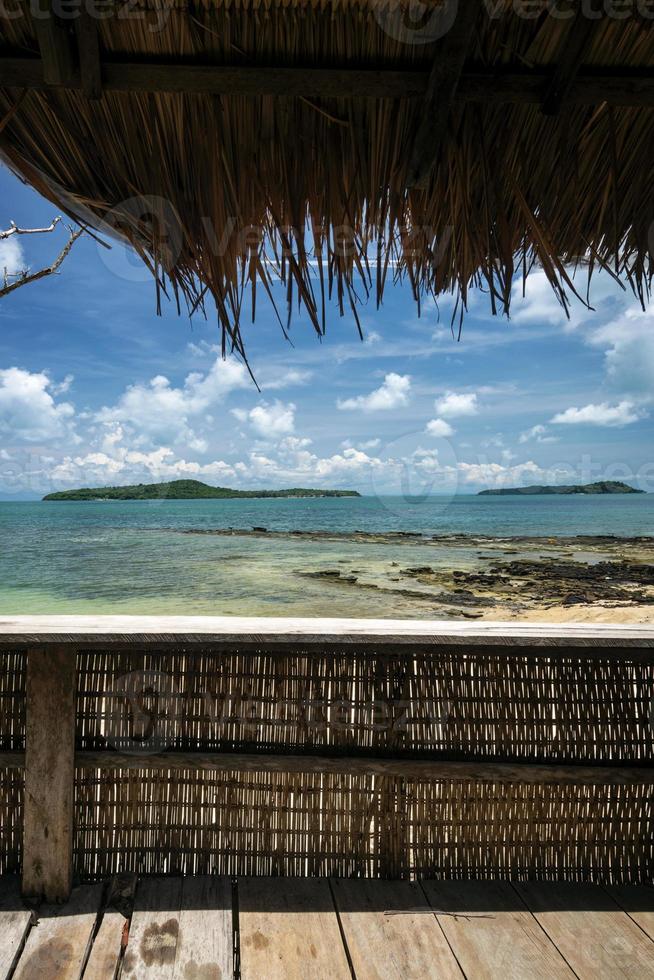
[434, 391, 478, 418]
[232, 400, 297, 439]
[511, 272, 569, 327]
[342, 438, 381, 450]
[519, 423, 559, 444]
[337, 373, 411, 412]
[96, 356, 249, 447]
[51, 374, 74, 395]
[262, 369, 312, 390]
[457, 459, 544, 487]
[425, 418, 454, 438]
[589, 305, 654, 401]
[0, 238, 24, 279]
[550, 400, 642, 427]
[51, 445, 238, 488]
[510, 268, 622, 331]
[0, 367, 76, 442]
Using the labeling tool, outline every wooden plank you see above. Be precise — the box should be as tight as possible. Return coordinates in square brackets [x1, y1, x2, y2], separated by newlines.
[22, 646, 76, 903]
[32, 0, 74, 86]
[3, 60, 654, 107]
[82, 910, 126, 980]
[1, 615, 653, 647]
[514, 881, 654, 979]
[422, 880, 573, 979]
[605, 885, 654, 943]
[407, 0, 479, 188]
[84, 874, 137, 980]
[122, 878, 182, 978]
[331, 878, 462, 979]
[238, 877, 350, 980]
[73, 751, 654, 785]
[13, 883, 102, 980]
[172, 877, 233, 980]
[0, 877, 33, 979]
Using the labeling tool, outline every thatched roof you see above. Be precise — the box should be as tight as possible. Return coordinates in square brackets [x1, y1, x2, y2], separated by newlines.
[1, 2, 653, 361]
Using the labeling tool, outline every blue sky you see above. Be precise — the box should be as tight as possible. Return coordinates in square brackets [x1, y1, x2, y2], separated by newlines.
[1, 162, 653, 499]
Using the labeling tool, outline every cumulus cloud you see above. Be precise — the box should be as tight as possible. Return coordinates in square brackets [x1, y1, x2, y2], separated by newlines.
[96, 357, 249, 447]
[51, 445, 238, 488]
[337, 373, 411, 412]
[425, 418, 454, 438]
[550, 401, 642, 427]
[589, 305, 654, 401]
[247, 400, 296, 439]
[434, 391, 478, 418]
[0, 367, 76, 443]
[510, 268, 621, 331]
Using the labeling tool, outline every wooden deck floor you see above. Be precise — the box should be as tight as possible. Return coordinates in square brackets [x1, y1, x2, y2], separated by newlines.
[2, 876, 654, 979]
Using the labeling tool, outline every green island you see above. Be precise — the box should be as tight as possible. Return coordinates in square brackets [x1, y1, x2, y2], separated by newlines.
[478, 481, 644, 496]
[43, 479, 361, 501]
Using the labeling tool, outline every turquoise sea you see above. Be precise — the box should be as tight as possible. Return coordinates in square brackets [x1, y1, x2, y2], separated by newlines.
[1, 494, 652, 616]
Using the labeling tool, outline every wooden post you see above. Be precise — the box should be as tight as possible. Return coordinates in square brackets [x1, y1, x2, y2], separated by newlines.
[23, 646, 77, 902]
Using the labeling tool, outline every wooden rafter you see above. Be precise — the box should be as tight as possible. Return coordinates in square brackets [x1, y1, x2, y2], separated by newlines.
[542, 0, 605, 116]
[2, 59, 654, 106]
[75, 8, 102, 100]
[31, 0, 74, 86]
[407, 0, 479, 189]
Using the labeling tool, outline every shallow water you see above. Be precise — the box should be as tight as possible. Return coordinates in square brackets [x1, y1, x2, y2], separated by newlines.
[1, 495, 652, 615]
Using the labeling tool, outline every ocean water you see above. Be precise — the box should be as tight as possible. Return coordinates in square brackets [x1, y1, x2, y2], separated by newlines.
[1, 494, 652, 616]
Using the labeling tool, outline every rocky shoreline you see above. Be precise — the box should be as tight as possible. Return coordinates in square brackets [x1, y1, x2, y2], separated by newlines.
[169, 526, 654, 621]
[176, 526, 654, 547]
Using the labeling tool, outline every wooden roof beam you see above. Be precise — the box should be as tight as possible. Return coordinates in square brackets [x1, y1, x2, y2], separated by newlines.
[2, 59, 654, 106]
[75, 9, 102, 100]
[407, 0, 480, 189]
[542, 1, 604, 116]
[32, 0, 74, 86]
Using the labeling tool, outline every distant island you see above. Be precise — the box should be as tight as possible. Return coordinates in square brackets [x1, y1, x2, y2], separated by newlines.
[43, 479, 361, 501]
[478, 481, 644, 496]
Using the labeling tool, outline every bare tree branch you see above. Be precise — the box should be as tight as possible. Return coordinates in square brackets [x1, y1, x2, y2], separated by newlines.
[0, 224, 84, 299]
[0, 216, 62, 240]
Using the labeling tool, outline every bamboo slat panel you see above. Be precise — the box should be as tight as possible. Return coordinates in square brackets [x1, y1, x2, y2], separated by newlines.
[0, 652, 25, 750]
[0, 769, 22, 875]
[70, 643, 654, 882]
[0, 653, 26, 875]
[72, 768, 654, 883]
[75, 647, 654, 764]
[0, 637, 652, 883]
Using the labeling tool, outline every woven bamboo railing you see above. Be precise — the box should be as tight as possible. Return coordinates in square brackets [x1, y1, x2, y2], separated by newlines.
[0, 617, 652, 902]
